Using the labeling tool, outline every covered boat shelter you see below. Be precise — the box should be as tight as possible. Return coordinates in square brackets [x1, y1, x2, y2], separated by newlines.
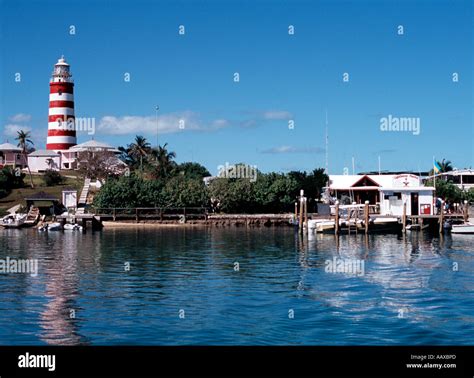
[25, 192, 66, 216]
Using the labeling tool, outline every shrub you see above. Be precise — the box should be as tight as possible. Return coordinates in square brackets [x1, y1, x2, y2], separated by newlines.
[0, 167, 25, 198]
[42, 170, 65, 186]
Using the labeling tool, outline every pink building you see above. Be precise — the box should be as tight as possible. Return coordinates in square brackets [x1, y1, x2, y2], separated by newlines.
[0, 142, 27, 169]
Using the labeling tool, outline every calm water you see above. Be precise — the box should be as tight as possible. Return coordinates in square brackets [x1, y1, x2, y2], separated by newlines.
[0, 227, 473, 345]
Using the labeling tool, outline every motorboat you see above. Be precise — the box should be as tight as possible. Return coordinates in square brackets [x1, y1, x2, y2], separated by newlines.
[47, 222, 63, 231]
[63, 223, 83, 231]
[406, 223, 429, 231]
[451, 223, 474, 234]
[316, 220, 336, 233]
[1, 213, 27, 228]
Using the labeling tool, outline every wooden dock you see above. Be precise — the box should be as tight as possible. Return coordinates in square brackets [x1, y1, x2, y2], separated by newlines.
[56, 199, 469, 234]
[56, 214, 103, 232]
[67, 207, 293, 230]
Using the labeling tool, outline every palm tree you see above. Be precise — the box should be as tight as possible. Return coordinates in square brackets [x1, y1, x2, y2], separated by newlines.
[438, 158, 453, 173]
[150, 143, 177, 178]
[128, 135, 151, 171]
[15, 130, 34, 188]
[118, 146, 139, 168]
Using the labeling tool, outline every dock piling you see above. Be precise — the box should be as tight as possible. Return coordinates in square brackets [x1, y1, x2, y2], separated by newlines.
[439, 200, 444, 234]
[299, 190, 304, 234]
[335, 201, 340, 235]
[402, 202, 407, 233]
[364, 201, 369, 234]
[303, 197, 308, 233]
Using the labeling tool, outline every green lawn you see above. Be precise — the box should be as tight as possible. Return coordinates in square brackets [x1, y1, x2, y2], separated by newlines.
[0, 174, 84, 214]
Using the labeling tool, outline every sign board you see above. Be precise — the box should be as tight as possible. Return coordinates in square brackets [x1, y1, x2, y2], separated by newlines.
[392, 174, 420, 188]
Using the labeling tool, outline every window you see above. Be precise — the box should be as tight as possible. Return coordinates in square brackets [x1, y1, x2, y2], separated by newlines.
[463, 175, 474, 184]
[384, 192, 401, 200]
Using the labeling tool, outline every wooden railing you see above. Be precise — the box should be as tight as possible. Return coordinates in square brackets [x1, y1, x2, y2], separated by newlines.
[92, 207, 209, 222]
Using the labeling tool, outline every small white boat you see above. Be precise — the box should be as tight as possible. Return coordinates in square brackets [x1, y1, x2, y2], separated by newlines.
[305, 219, 335, 233]
[47, 222, 63, 231]
[316, 220, 336, 233]
[1, 214, 27, 228]
[451, 223, 474, 234]
[406, 223, 429, 231]
[63, 223, 83, 231]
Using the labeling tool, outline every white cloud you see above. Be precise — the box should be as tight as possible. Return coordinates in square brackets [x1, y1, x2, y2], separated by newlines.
[261, 145, 325, 154]
[239, 110, 293, 128]
[262, 111, 292, 120]
[9, 113, 32, 122]
[3, 124, 32, 137]
[97, 111, 229, 135]
[211, 119, 230, 129]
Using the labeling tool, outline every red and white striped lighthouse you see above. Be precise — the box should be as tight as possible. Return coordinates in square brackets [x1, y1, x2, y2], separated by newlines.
[46, 56, 77, 150]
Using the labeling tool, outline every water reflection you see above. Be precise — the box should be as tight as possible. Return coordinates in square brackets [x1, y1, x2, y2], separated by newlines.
[38, 232, 91, 345]
[0, 227, 473, 345]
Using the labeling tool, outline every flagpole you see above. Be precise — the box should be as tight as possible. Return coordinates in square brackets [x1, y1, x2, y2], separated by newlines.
[433, 156, 436, 190]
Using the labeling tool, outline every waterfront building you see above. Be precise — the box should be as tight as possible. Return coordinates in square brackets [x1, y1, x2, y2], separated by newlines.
[326, 173, 435, 216]
[429, 169, 474, 191]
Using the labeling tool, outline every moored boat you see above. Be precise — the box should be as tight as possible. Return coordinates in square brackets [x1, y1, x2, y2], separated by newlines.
[406, 223, 429, 231]
[451, 223, 474, 234]
[47, 222, 63, 231]
[1, 214, 27, 228]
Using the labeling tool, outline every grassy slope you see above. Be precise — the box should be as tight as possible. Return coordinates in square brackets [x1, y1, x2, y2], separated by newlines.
[0, 171, 84, 214]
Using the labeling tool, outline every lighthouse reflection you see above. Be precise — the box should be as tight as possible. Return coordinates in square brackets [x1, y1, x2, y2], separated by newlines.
[38, 232, 89, 345]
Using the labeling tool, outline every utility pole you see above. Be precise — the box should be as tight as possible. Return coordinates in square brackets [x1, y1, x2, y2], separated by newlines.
[325, 109, 329, 176]
[155, 105, 159, 147]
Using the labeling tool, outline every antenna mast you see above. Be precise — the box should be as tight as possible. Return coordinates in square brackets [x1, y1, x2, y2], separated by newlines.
[325, 109, 329, 175]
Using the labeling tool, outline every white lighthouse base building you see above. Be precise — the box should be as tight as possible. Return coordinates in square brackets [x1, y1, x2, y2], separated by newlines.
[28, 150, 62, 172]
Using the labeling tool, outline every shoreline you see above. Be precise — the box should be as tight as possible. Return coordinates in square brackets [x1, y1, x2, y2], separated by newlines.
[101, 221, 209, 228]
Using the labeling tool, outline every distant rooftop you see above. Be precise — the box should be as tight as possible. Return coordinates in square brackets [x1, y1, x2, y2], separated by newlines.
[24, 191, 59, 201]
[69, 139, 119, 152]
[358, 170, 432, 176]
[0, 142, 21, 152]
[29, 149, 60, 157]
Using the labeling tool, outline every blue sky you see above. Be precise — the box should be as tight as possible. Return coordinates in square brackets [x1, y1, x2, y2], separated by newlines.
[1, 0, 472, 176]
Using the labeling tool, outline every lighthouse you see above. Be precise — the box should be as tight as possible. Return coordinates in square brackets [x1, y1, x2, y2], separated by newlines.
[46, 56, 77, 150]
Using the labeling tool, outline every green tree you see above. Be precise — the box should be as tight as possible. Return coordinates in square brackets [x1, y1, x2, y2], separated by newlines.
[433, 180, 463, 203]
[118, 145, 139, 169]
[161, 176, 208, 207]
[128, 135, 151, 172]
[208, 178, 255, 213]
[254, 173, 298, 212]
[93, 174, 148, 208]
[438, 158, 453, 173]
[465, 188, 474, 204]
[175, 162, 210, 179]
[15, 130, 34, 188]
[287, 168, 328, 211]
[0, 167, 25, 198]
[150, 143, 177, 179]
